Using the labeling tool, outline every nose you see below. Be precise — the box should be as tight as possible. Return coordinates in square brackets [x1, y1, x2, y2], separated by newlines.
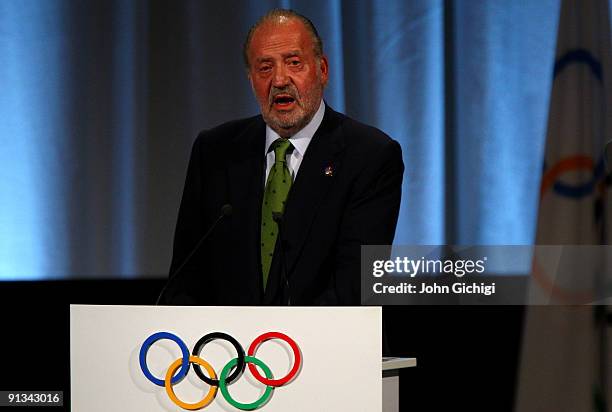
[272, 65, 289, 87]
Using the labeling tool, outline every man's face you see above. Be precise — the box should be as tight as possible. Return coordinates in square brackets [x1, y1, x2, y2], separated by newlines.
[247, 18, 329, 138]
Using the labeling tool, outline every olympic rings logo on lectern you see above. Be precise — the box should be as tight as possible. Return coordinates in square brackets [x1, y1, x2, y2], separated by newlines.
[139, 331, 302, 411]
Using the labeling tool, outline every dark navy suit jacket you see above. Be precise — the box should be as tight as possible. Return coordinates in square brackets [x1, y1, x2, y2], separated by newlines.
[162, 105, 403, 305]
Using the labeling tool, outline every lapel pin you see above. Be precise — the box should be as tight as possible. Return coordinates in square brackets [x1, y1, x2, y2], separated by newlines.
[324, 164, 334, 177]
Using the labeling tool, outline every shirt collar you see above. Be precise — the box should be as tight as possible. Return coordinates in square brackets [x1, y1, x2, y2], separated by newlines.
[265, 100, 326, 156]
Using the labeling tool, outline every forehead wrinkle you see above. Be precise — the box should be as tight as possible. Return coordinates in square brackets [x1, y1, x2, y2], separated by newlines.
[258, 35, 302, 53]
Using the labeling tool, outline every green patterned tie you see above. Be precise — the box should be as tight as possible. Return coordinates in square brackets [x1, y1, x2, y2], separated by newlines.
[261, 138, 293, 290]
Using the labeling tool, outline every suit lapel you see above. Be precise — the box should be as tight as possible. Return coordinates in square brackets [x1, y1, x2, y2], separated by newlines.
[263, 106, 346, 303]
[227, 117, 266, 302]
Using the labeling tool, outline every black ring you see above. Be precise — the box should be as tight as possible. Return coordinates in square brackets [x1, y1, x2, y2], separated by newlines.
[191, 332, 245, 386]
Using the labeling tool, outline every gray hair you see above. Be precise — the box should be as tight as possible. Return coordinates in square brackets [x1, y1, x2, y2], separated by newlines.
[242, 9, 324, 68]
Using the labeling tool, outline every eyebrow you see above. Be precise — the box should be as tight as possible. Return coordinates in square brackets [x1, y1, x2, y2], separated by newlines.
[255, 50, 302, 63]
[282, 51, 302, 58]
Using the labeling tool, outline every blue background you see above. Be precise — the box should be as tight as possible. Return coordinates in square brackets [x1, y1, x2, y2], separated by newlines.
[0, 0, 608, 279]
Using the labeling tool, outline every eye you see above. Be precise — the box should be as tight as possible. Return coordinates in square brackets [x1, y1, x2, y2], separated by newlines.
[258, 65, 272, 73]
[288, 59, 301, 67]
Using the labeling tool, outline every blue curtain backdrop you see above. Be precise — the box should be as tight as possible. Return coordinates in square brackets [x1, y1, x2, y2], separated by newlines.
[0, 0, 585, 279]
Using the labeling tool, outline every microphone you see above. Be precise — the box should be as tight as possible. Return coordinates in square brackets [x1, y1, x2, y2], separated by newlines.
[156, 204, 233, 305]
[272, 212, 291, 305]
[605, 140, 612, 174]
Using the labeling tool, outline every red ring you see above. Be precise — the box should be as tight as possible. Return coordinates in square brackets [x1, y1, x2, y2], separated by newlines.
[247, 332, 301, 387]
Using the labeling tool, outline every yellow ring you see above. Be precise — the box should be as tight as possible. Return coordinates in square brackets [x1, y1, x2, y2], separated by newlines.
[165, 355, 218, 410]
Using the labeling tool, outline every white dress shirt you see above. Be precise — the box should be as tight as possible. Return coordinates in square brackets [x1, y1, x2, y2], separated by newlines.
[264, 100, 326, 183]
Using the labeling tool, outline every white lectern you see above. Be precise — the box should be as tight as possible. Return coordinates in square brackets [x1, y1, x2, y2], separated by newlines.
[71, 305, 385, 411]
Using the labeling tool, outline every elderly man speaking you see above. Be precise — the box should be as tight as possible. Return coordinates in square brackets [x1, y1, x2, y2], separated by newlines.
[162, 9, 404, 306]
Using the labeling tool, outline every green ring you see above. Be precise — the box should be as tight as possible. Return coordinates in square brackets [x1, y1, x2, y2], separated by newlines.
[219, 356, 274, 410]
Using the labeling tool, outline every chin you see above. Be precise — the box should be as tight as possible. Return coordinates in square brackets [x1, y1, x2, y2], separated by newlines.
[264, 109, 311, 136]
[270, 116, 302, 130]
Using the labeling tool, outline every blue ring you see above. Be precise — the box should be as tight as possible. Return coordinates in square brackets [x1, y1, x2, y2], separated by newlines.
[139, 332, 190, 386]
[551, 157, 605, 199]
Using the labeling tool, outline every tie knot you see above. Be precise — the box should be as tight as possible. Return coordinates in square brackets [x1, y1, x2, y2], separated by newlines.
[271, 138, 292, 164]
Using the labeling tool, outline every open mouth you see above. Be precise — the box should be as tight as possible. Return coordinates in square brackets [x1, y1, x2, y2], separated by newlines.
[272, 94, 296, 109]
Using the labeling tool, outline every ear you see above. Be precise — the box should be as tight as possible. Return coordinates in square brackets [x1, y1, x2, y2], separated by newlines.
[247, 70, 255, 91]
[319, 55, 329, 86]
